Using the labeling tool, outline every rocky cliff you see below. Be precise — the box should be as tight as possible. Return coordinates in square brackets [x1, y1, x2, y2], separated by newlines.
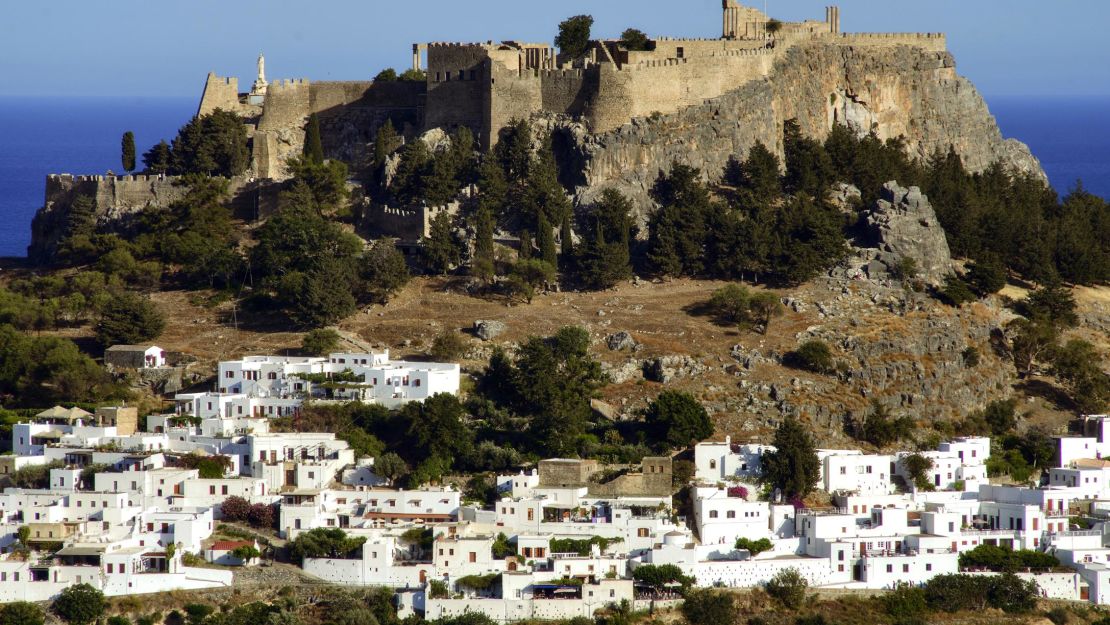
[561, 41, 1044, 212]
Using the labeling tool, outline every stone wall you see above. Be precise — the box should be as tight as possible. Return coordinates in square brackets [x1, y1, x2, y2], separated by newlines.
[29, 174, 190, 262]
[587, 47, 776, 134]
[28, 174, 261, 264]
[253, 78, 424, 179]
[426, 44, 495, 144]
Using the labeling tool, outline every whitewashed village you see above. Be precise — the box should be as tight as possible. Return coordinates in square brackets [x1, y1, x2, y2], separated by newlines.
[4, 0, 1110, 622]
[3, 339, 1110, 618]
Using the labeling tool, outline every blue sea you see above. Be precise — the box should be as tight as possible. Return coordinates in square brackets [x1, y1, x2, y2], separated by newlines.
[0, 95, 1107, 258]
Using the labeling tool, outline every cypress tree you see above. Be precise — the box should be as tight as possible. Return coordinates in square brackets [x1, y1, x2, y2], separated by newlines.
[477, 156, 509, 219]
[560, 216, 574, 271]
[121, 131, 136, 173]
[303, 113, 325, 164]
[374, 120, 399, 168]
[474, 205, 496, 282]
[519, 229, 533, 261]
[538, 212, 557, 268]
[761, 415, 821, 500]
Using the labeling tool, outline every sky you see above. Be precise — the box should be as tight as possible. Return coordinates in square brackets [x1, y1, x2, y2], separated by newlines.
[2, 0, 1108, 99]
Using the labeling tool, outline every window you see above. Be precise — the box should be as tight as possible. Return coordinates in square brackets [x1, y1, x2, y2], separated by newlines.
[637, 528, 649, 537]
[903, 564, 909, 573]
[269, 372, 277, 380]
[226, 371, 234, 378]
[886, 564, 893, 573]
[222, 485, 228, 495]
[209, 486, 216, 495]
[469, 552, 477, 563]
[709, 460, 717, 469]
[926, 563, 932, 571]
[839, 467, 846, 475]
[709, 510, 718, 518]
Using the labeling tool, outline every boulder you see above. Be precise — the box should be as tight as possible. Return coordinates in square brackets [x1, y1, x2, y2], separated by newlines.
[865, 181, 953, 285]
[606, 332, 638, 351]
[643, 355, 708, 383]
[473, 320, 506, 341]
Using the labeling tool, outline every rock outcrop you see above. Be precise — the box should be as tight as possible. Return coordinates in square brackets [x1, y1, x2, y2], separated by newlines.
[473, 320, 506, 341]
[563, 42, 1044, 217]
[864, 181, 953, 284]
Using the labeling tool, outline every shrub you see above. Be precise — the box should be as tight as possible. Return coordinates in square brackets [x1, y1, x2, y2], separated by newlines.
[958, 544, 1059, 572]
[765, 568, 808, 609]
[882, 583, 927, 618]
[632, 563, 694, 590]
[288, 528, 367, 564]
[183, 604, 214, 625]
[786, 340, 834, 374]
[962, 346, 981, 367]
[301, 328, 340, 355]
[219, 499, 250, 523]
[0, 601, 45, 625]
[939, 274, 977, 306]
[734, 537, 773, 556]
[52, 584, 105, 625]
[428, 579, 449, 599]
[987, 572, 1039, 613]
[923, 573, 1037, 612]
[431, 330, 468, 361]
[231, 545, 261, 562]
[247, 503, 274, 528]
[1045, 606, 1070, 625]
[681, 589, 738, 625]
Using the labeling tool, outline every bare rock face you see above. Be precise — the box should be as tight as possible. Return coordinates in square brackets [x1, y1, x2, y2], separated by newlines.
[865, 181, 953, 285]
[563, 42, 1045, 221]
[643, 355, 708, 384]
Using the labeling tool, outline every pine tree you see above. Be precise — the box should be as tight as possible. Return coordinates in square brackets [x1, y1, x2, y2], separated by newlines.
[142, 140, 172, 174]
[121, 131, 136, 173]
[519, 229, 533, 261]
[303, 113, 325, 164]
[538, 212, 557, 268]
[421, 211, 461, 275]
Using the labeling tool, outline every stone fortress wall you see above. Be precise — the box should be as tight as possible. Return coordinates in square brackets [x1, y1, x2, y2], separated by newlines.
[417, 3, 948, 148]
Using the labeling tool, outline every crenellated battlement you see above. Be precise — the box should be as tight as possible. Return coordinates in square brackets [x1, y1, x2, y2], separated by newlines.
[47, 173, 174, 184]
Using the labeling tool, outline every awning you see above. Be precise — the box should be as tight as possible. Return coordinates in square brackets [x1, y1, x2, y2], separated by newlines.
[55, 546, 105, 557]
